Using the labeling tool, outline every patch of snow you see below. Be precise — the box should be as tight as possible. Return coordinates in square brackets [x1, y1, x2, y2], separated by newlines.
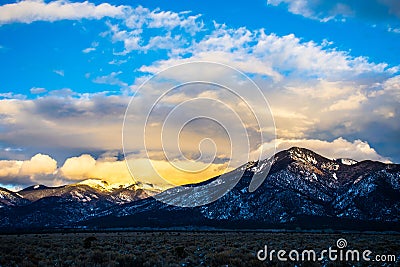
[71, 191, 84, 200]
[354, 176, 363, 184]
[333, 173, 337, 180]
[77, 179, 114, 191]
[33, 185, 40, 189]
[321, 162, 339, 170]
[251, 161, 269, 173]
[340, 158, 358, 165]
[306, 155, 317, 165]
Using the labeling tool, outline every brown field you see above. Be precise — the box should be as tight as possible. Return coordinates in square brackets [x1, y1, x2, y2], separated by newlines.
[0, 231, 398, 266]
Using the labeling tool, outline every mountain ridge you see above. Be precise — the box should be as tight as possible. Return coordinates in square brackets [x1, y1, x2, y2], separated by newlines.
[1, 147, 399, 231]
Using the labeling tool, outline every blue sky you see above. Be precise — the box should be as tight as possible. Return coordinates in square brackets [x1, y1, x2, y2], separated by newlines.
[0, 0, 399, 189]
[1, 0, 399, 97]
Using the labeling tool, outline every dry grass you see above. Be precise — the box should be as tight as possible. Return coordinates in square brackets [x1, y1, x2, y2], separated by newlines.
[0, 231, 398, 266]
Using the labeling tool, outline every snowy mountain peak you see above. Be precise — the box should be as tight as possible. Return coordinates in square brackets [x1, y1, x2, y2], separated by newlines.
[338, 158, 358, 165]
[76, 179, 115, 191]
[285, 147, 327, 165]
[0, 187, 29, 208]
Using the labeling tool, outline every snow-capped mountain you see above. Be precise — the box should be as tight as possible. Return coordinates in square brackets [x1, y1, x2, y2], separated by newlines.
[198, 147, 399, 225]
[18, 179, 159, 204]
[0, 179, 159, 228]
[82, 147, 400, 230]
[0, 147, 399, 230]
[0, 187, 29, 208]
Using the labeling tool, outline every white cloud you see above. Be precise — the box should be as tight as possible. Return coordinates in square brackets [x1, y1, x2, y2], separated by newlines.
[93, 71, 128, 87]
[58, 154, 132, 185]
[255, 137, 391, 163]
[383, 75, 400, 96]
[82, 47, 95, 53]
[123, 6, 203, 33]
[19, 153, 57, 176]
[388, 26, 400, 33]
[108, 59, 127, 65]
[82, 41, 99, 54]
[328, 92, 368, 111]
[0, 92, 27, 100]
[0, 153, 58, 186]
[53, 69, 64, 77]
[267, 0, 400, 22]
[0, 160, 22, 178]
[105, 6, 204, 54]
[30, 87, 47, 94]
[0, 0, 127, 25]
[59, 154, 96, 180]
[139, 25, 395, 81]
[0, 153, 131, 186]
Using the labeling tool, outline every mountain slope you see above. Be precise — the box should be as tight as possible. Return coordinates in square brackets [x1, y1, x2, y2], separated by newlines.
[0, 187, 30, 208]
[199, 148, 399, 224]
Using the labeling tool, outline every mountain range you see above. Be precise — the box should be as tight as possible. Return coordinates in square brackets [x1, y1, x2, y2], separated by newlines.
[0, 147, 399, 231]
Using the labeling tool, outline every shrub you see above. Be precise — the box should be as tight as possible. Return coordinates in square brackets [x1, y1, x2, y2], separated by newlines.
[83, 236, 97, 249]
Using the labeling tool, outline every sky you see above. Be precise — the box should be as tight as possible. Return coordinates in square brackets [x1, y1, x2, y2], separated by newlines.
[0, 0, 399, 190]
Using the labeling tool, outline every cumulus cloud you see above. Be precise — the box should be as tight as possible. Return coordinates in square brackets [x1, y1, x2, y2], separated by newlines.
[19, 154, 57, 176]
[0, 152, 231, 188]
[0, 160, 22, 178]
[0, 0, 127, 25]
[267, 0, 400, 22]
[0, 154, 58, 186]
[59, 154, 96, 180]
